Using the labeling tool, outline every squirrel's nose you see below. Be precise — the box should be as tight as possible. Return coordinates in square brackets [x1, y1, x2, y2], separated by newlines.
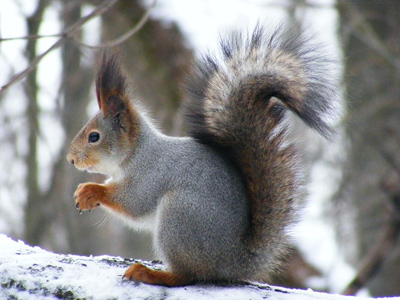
[66, 153, 75, 165]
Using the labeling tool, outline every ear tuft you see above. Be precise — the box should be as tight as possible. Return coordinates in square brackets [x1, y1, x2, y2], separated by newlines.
[96, 51, 128, 116]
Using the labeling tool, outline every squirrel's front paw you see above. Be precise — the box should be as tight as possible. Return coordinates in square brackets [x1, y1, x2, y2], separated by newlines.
[74, 183, 105, 213]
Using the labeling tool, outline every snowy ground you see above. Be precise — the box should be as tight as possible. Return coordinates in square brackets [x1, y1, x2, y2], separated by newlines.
[0, 235, 397, 300]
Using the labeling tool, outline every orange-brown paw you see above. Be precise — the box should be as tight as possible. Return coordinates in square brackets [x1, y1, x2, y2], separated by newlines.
[123, 263, 194, 287]
[74, 183, 105, 212]
[123, 263, 151, 282]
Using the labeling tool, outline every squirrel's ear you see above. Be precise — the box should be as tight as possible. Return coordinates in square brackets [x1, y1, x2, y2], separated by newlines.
[106, 95, 125, 118]
[95, 51, 127, 116]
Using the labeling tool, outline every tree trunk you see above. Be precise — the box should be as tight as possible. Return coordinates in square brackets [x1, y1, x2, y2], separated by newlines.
[337, 1, 400, 296]
[23, 0, 50, 247]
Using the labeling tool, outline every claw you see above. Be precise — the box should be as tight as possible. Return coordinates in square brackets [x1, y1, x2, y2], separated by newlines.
[79, 210, 82, 215]
[122, 273, 132, 282]
[76, 203, 79, 209]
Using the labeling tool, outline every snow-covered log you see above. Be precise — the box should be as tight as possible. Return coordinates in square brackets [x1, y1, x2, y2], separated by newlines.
[0, 235, 393, 300]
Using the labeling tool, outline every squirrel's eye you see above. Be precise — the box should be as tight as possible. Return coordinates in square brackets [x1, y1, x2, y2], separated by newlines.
[88, 132, 100, 143]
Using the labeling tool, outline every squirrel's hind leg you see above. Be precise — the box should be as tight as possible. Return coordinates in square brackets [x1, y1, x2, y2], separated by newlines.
[123, 263, 194, 287]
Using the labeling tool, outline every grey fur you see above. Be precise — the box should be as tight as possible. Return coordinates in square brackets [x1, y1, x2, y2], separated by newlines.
[110, 116, 253, 281]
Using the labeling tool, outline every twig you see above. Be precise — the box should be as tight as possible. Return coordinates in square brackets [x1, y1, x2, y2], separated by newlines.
[0, 0, 157, 47]
[343, 155, 400, 296]
[0, 0, 120, 98]
[0, 33, 61, 42]
[339, 1, 400, 72]
[73, 0, 157, 49]
[343, 222, 400, 295]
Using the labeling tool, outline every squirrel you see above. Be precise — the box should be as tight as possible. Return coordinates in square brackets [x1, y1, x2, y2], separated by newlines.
[66, 23, 338, 287]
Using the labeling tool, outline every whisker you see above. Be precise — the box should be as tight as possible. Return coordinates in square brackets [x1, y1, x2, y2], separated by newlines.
[69, 144, 79, 153]
[95, 211, 111, 228]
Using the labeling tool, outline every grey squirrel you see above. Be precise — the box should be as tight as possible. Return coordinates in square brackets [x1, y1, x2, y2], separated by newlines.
[66, 24, 338, 286]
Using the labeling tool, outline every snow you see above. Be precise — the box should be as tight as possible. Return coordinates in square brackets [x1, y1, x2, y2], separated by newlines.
[0, 234, 397, 300]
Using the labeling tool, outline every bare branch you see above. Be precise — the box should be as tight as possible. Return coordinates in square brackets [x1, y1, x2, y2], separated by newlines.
[343, 138, 400, 295]
[0, 0, 157, 47]
[0, 33, 61, 42]
[343, 197, 400, 296]
[0, 0, 120, 98]
[73, 0, 157, 49]
[338, 1, 400, 73]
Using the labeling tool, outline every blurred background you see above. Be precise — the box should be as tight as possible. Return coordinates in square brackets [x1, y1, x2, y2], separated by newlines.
[0, 0, 399, 297]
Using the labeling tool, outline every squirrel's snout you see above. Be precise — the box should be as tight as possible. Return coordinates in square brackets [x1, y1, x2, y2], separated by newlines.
[66, 152, 75, 165]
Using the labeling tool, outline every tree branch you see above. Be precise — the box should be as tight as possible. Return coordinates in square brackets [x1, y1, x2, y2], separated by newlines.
[0, 33, 61, 42]
[343, 142, 400, 295]
[73, 0, 157, 49]
[343, 220, 400, 295]
[0, 0, 120, 97]
[338, 1, 400, 73]
[0, 0, 157, 47]
[1, 234, 387, 300]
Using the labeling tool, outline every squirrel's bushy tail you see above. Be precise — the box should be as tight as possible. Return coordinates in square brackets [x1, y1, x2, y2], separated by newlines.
[185, 23, 339, 277]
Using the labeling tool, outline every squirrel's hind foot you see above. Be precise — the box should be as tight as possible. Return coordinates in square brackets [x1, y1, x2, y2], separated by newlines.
[123, 263, 194, 287]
